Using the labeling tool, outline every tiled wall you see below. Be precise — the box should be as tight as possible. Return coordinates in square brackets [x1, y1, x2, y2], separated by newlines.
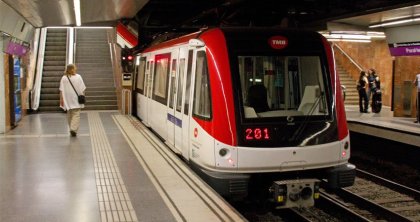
[1, 53, 11, 133]
[335, 40, 419, 117]
[0, 44, 4, 133]
[394, 57, 420, 117]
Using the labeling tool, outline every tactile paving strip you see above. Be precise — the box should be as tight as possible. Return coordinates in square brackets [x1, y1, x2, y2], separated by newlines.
[88, 112, 138, 222]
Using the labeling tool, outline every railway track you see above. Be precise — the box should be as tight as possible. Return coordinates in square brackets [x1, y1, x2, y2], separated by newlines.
[318, 169, 420, 222]
[237, 169, 420, 221]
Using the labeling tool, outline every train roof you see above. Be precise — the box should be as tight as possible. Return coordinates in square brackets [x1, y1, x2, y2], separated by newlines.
[140, 27, 324, 53]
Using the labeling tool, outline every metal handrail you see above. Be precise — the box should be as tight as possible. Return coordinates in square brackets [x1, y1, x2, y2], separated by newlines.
[31, 28, 47, 110]
[332, 43, 363, 71]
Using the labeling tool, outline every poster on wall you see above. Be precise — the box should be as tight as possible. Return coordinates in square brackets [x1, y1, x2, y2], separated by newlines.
[388, 42, 420, 56]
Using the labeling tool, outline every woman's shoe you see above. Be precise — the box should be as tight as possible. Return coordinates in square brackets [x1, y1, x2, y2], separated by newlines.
[70, 131, 77, 137]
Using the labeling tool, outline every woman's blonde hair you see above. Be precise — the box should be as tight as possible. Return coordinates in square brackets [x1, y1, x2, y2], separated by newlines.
[65, 64, 77, 75]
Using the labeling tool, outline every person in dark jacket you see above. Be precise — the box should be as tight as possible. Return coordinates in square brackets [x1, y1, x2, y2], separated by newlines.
[357, 71, 369, 113]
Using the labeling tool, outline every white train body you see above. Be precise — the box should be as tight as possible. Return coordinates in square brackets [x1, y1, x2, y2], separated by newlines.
[132, 28, 355, 208]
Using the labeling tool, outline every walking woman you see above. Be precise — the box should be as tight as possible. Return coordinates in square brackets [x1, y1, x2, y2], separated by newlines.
[357, 70, 369, 113]
[59, 64, 86, 136]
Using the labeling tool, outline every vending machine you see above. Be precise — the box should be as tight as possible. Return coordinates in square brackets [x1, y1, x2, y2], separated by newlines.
[14, 57, 22, 123]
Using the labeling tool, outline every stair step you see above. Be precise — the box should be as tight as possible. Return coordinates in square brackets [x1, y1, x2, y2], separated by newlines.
[45, 41, 66, 46]
[40, 94, 60, 100]
[87, 95, 117, 100]
[43, 72, 64, 77]
[44, 61, 66, 66]
[42, 82, 60, 88]
[45, 51, 66, 56]
[84, 78, 115, 82]
[45, 45, 66, 51]
[44, 55, 66, 61]
[85, 82, 114, 87]
[84, 105, 118, 110]
[42, 76, 62, 82]
[39, 100, 60, 106]
[41, 88, 60, 94]
[86, 100, 117, 105]
[43, 66, 65, 71]
[38, 106, 64, 112]
[86, 91, 116, 96]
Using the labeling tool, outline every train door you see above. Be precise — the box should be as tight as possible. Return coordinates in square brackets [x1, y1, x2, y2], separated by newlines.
[165, 47, 189, 154]
[166, 49, 179, 152]
[173, 48, 189, 154]
[145, 55, 154, 126]
[181, 49, 194, 160]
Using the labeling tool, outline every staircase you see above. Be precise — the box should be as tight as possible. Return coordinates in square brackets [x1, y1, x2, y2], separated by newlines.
[38, 29, 67, 112]
[336, 63, 358, 105]
[75, 29, 117, 110]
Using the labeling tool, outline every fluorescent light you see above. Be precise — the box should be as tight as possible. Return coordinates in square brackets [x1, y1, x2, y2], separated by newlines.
[328, 34, 371, 40]
[75, 26, 113, 29]
[74, 0, 81, 26]
[327, 39, 371, 43]
[369, 17, 420, 28]
[366, 31, 386, 38]
[320, 31, 386, 42]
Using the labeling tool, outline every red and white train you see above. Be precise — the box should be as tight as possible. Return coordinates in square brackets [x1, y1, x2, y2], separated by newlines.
[132, 28, 355, 208]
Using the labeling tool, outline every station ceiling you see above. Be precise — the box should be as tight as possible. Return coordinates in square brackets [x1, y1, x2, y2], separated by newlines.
[3, 0, 420, 41]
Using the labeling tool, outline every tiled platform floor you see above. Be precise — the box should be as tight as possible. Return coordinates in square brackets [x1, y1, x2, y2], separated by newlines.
[0, 111, 244, 222]
[345, 105, 420, 146]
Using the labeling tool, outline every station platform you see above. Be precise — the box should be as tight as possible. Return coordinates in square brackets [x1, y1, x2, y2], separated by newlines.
[345, 105, 420, 147]
[0, 111, 245, 222]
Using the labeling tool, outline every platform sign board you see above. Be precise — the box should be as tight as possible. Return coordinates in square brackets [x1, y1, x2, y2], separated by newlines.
[388, 42, 420, 56]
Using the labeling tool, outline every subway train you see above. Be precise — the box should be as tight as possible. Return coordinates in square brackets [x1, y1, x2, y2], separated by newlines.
[131, 27, 355, 208]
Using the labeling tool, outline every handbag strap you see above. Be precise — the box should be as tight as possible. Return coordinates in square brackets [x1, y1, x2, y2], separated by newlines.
[66, 75, 79, 96]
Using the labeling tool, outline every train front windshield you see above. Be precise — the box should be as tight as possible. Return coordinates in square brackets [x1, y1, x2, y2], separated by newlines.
[238, 56, 329, 119]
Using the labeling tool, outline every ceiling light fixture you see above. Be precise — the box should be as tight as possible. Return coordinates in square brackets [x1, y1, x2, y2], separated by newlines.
[74, 0, 81, 26]
[326, 38, 371, 43]
[319, 31, 385, 43]
[369, 17, 420, 28]
[320, 33, 371, 42]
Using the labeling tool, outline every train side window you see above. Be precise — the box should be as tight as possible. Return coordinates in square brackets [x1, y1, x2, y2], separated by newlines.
[184, 50, 193, 115]
[136, 57, 146, 94]
[176, 58, 186, 112]
[193, 51, 211, 119]
[169, 58, 177, 109]
[153, 53, 171, 105]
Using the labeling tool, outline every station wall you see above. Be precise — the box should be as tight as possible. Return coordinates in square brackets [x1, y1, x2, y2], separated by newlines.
[335, 40, 419, 117]
[335, 40, 393, 107]
[0, 1, 34, 133]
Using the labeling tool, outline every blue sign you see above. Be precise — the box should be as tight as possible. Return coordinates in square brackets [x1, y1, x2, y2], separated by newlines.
[13, 58, 22, 123]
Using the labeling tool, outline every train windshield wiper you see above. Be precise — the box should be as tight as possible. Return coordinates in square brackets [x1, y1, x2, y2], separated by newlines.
[289, 92, 325, 144]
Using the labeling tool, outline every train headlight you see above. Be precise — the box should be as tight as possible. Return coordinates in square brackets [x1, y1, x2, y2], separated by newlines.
[301, 187, 313, 200]
[344, 141, 349, 150]
[219, 148, 228, 157]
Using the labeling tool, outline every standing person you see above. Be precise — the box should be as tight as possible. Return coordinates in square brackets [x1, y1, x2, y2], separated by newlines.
[369, 68, 382, 113]
[357, 71, 369, 113]
[59, 64, 86, 136]
[414, 70, 420, 123]
[367, 68, 377, 105]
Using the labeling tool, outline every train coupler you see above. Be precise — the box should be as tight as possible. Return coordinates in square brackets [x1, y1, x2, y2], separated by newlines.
[270, 178, 320, 208]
